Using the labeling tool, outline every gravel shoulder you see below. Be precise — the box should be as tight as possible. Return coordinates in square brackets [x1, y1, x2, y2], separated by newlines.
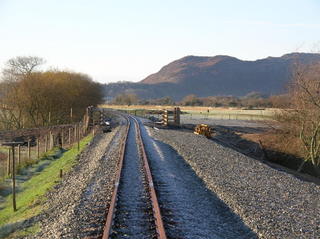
[33, 122, 125, 238]
[149, 127, 320, 239]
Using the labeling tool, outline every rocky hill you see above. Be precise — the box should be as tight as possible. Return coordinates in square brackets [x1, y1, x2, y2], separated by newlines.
[104, 53, 320, 101]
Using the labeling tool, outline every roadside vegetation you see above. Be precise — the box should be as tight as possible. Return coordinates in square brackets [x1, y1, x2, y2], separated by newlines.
[235, 62, 320, 178]
[268, 62, 320, 175]
[0, 56, 101, 237]
[0, 135, 92, 238]
[0, 56, 103, 130]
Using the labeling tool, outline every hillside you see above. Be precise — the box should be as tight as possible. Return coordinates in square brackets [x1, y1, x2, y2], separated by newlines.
[104, 53, 320, 101]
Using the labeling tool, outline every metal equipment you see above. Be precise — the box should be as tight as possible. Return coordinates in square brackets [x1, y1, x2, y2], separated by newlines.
[162, 107, 181, 126]
[194, 124, 213, 138]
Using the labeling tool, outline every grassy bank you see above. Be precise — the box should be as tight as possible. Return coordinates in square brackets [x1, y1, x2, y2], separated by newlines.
[0, 135, 93, 238]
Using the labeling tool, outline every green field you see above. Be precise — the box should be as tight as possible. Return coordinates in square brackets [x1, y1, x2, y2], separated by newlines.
[182, 109, 275, 121]
[101, 104, 277, 121]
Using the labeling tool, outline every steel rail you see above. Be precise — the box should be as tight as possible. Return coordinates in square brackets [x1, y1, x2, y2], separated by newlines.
[102, 117, 130, 239]
[102, 115, 167, 239]
[131, 116, 167, 239]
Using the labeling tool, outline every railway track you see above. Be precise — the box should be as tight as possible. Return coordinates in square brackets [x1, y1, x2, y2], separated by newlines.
[102, 115, 167, 239]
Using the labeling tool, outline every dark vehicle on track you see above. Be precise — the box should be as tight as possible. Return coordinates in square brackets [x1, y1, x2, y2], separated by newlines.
[101, 120, 111, 133]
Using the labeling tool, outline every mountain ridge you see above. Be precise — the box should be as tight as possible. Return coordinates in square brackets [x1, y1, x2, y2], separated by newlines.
[104, 52, 320, 101]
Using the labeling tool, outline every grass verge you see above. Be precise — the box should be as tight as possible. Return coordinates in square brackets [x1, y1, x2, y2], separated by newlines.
[0, 135, 93, 237]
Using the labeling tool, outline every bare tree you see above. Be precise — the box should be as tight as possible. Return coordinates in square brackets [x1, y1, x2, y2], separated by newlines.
[0, 56, 102, 130]
[2, 56, 44, 79]
[287, 62, 320, 172]
[0, 56, 44, 129]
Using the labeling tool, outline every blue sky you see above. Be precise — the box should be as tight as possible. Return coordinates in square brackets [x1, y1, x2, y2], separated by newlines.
[0, 0, 319, 83]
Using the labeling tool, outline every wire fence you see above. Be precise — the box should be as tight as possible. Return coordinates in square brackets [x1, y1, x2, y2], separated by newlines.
[0, 122, 95, 182]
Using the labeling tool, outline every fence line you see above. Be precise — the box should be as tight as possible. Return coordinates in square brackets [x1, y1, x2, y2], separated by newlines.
[0, 116, 98, 181]
[0, 107, 103, 214]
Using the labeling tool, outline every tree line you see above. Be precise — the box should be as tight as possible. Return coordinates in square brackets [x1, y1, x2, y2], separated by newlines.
[0, 56, 103, 130]
[111, 92, 289, 109]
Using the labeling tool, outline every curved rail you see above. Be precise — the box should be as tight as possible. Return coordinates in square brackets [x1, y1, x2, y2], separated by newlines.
[102, 115, 167, 239]
[102, 117, 130, 238]
[132, 116, 167, 239]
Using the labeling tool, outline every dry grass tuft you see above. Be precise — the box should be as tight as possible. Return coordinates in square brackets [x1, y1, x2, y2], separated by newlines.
[245, 131, 303, 158]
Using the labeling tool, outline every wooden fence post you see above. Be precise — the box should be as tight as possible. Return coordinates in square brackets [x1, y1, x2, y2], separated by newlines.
[74, 125, 77, 143]
[28, 140, 31, 160]
[7, 148, 11, 176]
[52, 134, 55, 149]
[37, 138, 40, 159]
[49, 131, 52, 149]
[68, 128, 71, 145]
[45, 135, 48, 152]
[61, 131, 64, 149]
[18, 145, 21, 165]
[11, 146, 17, 211]
[77, 124, 80, 151]
[49, 132, 51, 149]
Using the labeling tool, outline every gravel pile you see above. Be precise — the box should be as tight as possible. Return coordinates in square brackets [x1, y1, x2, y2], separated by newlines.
[32, 121, 126, 238]
[150, 128, 320, 239]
